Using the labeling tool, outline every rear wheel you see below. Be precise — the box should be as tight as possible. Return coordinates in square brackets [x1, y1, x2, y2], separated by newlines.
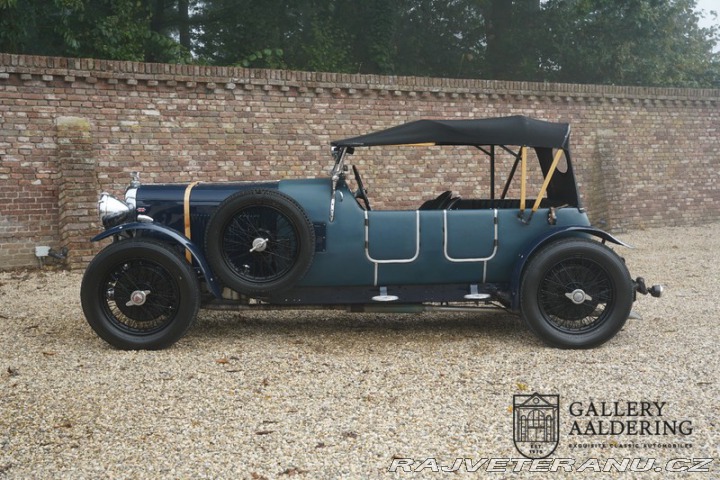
[81, 240, 200, 350]
[520, 238, 633, 348]
[205, 189, 315, 297]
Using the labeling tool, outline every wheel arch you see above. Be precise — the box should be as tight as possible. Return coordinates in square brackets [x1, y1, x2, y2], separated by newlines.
[509, 226, 631, 311]
[91, 222, 222, 298]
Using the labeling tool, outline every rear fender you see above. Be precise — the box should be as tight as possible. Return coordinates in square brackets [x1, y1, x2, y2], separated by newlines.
[509, 226, 631, 311]
[91, 223, 222, 298]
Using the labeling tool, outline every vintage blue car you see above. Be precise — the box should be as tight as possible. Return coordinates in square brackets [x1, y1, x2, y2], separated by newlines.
[81, 116, 661, 350]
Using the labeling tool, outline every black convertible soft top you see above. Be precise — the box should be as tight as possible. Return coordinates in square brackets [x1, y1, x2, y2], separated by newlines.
[331, 115, 570, 149]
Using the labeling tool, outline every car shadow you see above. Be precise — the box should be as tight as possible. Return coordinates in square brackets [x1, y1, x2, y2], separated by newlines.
[187, 307, 539, 350]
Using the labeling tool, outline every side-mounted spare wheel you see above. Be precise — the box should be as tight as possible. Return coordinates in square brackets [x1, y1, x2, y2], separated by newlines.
[520, 238, 634, 349]
[205, 189, 315, 297]
[81, 239, 201, 350]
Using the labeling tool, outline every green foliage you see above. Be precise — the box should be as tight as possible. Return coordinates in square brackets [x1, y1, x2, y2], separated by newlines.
[0, 0, 189, 62]
[541, 0, 720, 87]
[238, 48, 285, 69]
[65, 0, 151, 61]
[0, 0, 717, 87]
[295, 7, 351, 72]
[0, 0, 82, 57]
[391, 0, 486, 77]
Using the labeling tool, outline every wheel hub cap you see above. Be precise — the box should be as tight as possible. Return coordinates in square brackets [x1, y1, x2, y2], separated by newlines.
[126, 290, 151, 307]
[566, 288, 592, 305]
[250, 237, 269, 253]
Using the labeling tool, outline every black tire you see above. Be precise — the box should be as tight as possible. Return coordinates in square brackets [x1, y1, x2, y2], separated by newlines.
[80, 240, 200, 350]
[205, 189, 315, 297]
[520, 238, 634, 349]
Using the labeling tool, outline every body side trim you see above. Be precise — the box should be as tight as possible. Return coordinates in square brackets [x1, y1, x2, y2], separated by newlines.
[364, 210, 421, 264]
[443, 209, 499, 262]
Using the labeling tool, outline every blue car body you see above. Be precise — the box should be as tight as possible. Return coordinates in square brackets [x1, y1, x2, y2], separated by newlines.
[82, 116, 661, 349]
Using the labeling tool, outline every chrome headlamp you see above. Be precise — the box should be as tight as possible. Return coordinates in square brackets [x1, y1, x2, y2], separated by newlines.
[124, 171, 140, 209]
[98, 193, 132, 228]
[97, 172, 145, 228]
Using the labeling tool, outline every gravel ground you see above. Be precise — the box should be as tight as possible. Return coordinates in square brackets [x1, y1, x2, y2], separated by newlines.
[1, 223, 718, 479]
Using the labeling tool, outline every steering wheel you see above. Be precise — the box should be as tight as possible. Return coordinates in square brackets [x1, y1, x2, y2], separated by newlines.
[352, 165, 371, 210]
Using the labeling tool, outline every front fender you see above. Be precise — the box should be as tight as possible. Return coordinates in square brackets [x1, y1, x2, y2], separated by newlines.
[509, 226, 631, 311]
[91, 223, 222, 298]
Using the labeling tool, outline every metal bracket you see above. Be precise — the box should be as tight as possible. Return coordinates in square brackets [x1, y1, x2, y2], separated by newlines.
[372, 286, 399, 302]
[464, 284, 490, 300]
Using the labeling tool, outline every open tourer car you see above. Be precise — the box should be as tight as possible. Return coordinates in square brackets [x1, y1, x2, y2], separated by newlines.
[81, 115, 662, 350]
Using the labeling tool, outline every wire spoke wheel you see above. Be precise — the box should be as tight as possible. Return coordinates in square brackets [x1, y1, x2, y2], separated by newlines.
[81, 240, 200, 350]
[104, 259, 181, 334]
[520, 238, 633, 349]
[537, 258, 612, 332]
[221, 205, 300, 283]
[206, 189, 315, 297]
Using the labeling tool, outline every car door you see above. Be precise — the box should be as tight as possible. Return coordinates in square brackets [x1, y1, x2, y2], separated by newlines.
[366, 208, 498, 286]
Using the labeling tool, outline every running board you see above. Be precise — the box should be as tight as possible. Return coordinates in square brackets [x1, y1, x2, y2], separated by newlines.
[260, 283, 505, 306]
[203, 301, 502, 314]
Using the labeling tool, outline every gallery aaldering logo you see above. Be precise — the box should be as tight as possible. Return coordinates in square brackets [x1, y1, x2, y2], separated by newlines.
[513, 393, 560, 459]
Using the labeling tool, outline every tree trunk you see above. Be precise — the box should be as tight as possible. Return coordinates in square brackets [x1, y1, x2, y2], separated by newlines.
[484, 0, 540, 80]
[178, 0, 191, 49]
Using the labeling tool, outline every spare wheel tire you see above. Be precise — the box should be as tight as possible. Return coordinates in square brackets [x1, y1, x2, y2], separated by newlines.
[205, 189, 315, 297]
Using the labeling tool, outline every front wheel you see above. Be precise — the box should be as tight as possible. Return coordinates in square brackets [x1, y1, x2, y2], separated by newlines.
[81, 240, 200, 350]
[520, 238, 634, 349]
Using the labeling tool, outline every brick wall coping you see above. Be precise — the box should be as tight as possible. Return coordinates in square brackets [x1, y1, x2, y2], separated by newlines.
[1, 53, 718, 104]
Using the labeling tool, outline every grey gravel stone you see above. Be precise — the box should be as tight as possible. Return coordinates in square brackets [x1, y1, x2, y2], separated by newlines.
[0, 223, 718, 479]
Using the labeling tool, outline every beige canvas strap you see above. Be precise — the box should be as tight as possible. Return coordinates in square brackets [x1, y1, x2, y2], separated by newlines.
[532, 149, 565, 213]
[183, 181, 201, 263]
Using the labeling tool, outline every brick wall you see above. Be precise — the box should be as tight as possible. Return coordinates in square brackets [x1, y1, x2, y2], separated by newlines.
[1, 54, 719, 268]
